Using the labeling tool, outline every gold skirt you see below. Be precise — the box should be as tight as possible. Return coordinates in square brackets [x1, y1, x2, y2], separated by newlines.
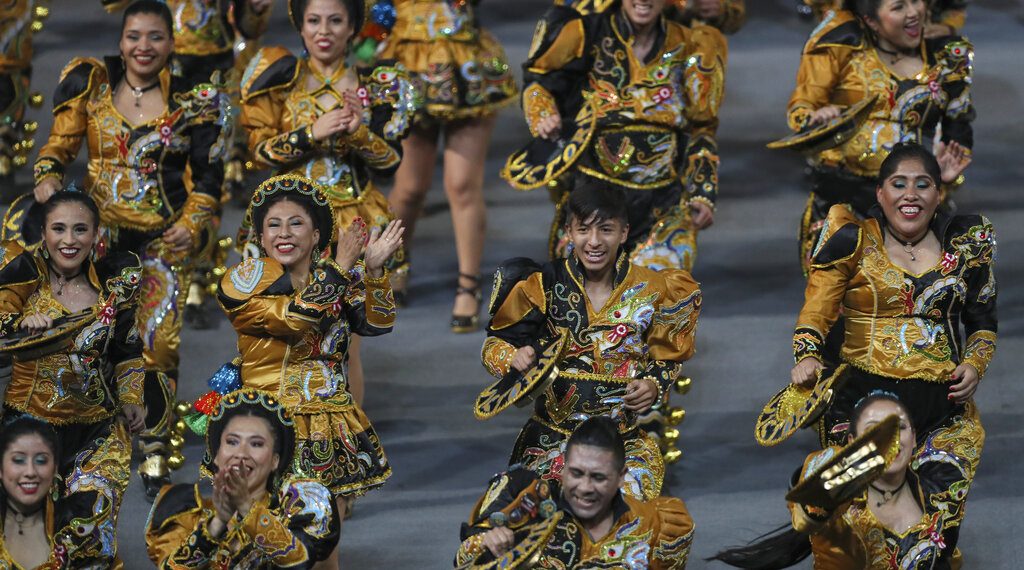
[291, 406, 392, 498]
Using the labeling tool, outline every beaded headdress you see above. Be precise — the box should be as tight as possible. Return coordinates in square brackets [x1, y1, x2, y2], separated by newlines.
[246, 174, 335, 254]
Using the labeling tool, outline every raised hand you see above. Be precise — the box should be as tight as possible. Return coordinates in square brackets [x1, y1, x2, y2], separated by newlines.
[33, 178, 61, 203]
[935, 140, 971, 184]
[311, 108, 352, 142]
[363, 219, 404, 278]
[334, 218, 367, 272]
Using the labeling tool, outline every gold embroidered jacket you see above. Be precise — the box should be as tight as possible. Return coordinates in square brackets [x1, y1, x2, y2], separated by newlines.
[240, 47, 416, 207]
[794, 205, 997, 380]
[33, 57, 224, 243]
[146, 479, 339, 569]
[787, 11, 973, 178]
[0, 241, 145, 425]
[789, 444, 968, 569]
[484, 254, 700, 433]
[803, 0, 966, 33]
[505, 7, 725, 209]
[217, 257, 396, 414]
[101, 0, 271, 58]
[456, 467, 694, 569]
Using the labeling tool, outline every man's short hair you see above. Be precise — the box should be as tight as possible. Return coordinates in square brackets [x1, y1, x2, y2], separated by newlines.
[566, 416, 627, 472]
[566, 181, 628, 226]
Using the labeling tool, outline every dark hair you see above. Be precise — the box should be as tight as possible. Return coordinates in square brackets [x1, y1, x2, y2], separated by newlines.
[877, 142, 943, 189]
[40, 190, 101, 230]
[565, 416, 626, 472]
[206, 404, 295, 491]
[0, 416, 61, 519]
[293, 0, 365, 33]
[566, 182, 629, 226]
[842, 0, 883, 19]
[849, 390, 913, 437]
[121, 0, 174, 36]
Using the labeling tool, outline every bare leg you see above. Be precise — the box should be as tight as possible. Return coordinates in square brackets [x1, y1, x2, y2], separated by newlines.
[313, 495, 349, 569]
[443, 115, 496, 319]
[388, 124, 441, 245]
[348, 335, 364, 407]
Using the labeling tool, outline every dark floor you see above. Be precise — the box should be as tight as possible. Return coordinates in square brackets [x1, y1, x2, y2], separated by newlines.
[1, 1, 1022, 568]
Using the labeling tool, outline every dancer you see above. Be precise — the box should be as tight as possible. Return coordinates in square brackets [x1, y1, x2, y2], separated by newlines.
[456, 416, 694, 568]
[766, 144, 994, 558]
[786, 0, 973, 271]
[482, 185, 700, 501]
[0, 416, 129, 568]
[147, 390, 339, 568]
[0, 191, 144, 563]
[802, 0, 966, 35]
[240, 0, 416, 404]
[668, 0, 746, 34]
[218, 175, 402, 566]
[381, 0, 517, 331]
[29, 0, 225, 499]
[717, 392, 971, 568]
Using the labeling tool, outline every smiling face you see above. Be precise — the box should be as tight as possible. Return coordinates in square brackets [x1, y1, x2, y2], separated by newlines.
[622, 0, 666, 29]
[867, 0, 926, 51]
[43, 202, 98, 277]
[1, 434, 56, 513]
[561, 444, 626, 524]
[301, 0, 355, 68]
[119, 12, 173, 80]
[876, 157, 940, 241]
[567, 212, 628, 277]
[213, 415, 280, 496]
[259, 198, 321, 270]
[852, 399, 916, 478]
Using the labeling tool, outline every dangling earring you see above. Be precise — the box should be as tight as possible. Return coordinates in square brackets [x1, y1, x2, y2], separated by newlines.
[90, 246, 98, 262]
[41, 246, 50, 260]
[310, 246, 322, 266]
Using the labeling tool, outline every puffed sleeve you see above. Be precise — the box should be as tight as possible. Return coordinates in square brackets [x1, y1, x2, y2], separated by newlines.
[786, 14, 861, 131]
[644, 270, 701, 391]
[482, 258, 548, 378]
[96, 252, 146, 407]
[33, 58, 101, 184]
[793, 205, 863, 364]
[218, 257, 350, 339]
[958, 216, 997, 377]
[520, 7, 589, 137]
[145, 484, 224, 569]
[0, 241, 41, 336]
[649, 496, 696, 570]
[240, 47, 312, 170]
[680, 25, 727, 210]
[233, 479, 339, 568]
[935, 37, 974, 149]
[339, 262, 396, 337]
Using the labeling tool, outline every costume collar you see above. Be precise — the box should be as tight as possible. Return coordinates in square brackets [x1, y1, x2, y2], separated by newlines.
[612, 10, 667, 65]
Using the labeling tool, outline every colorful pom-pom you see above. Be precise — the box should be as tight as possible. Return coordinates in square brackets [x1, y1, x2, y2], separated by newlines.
[371, 1, 397, 29]
[208, 362, 241, 394]
[193, 391, 222, 416]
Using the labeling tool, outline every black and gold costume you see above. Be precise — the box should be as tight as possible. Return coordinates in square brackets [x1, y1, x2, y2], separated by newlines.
[146, 478, 339, 569]
[794, 204, 995, 554]
[218, 254, 396, 496]
[239, 47, 415, 274]
[789, 442, 971, 568]
[787, 11, 974, 269]
[483, 254, 700, 501]
[456, 466, 694, 569]
[803, 0, 967, 34]
[667, 0, 746, 35]
[504, 5, 726, 273]
[32, 55, 225, 482]
[0, 240, 144, 565]
[378, 0, 517, 123]
[0, 0, 48, 186]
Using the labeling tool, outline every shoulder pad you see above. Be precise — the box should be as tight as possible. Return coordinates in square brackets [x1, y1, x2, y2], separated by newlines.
[53, 58, 104, 113]
[146, 484, 202, 533]
[932, 36, 973, 73]
[278, 478, 335, 539]
[93, 252, 143, 301]
[805, 11, 864, 54]
[218, 257, 290, 308]
[0, 240, 40, 286]
[488, 257, 544, 316]
[947, 214, 995, 252]
[240, 46, 299, 102]
[810, 205, 862, 268]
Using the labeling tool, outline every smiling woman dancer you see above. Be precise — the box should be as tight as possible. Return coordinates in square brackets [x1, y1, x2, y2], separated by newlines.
[779, 144, 995, 561]
[787, 0, 974, 272]
[1, 191, 145, 566]
[29, 0, 226, 499]
[219, 175, 402, 568]
[240, 0, 416, 406]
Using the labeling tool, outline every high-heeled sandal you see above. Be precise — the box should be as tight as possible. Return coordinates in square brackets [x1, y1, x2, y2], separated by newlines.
[450, 272, 482, 333]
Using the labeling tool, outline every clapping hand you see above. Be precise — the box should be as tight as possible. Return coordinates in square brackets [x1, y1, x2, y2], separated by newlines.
[335, 218, 367, 272]
[363, 220, 404, 279]
[935, 140, 971, 184]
